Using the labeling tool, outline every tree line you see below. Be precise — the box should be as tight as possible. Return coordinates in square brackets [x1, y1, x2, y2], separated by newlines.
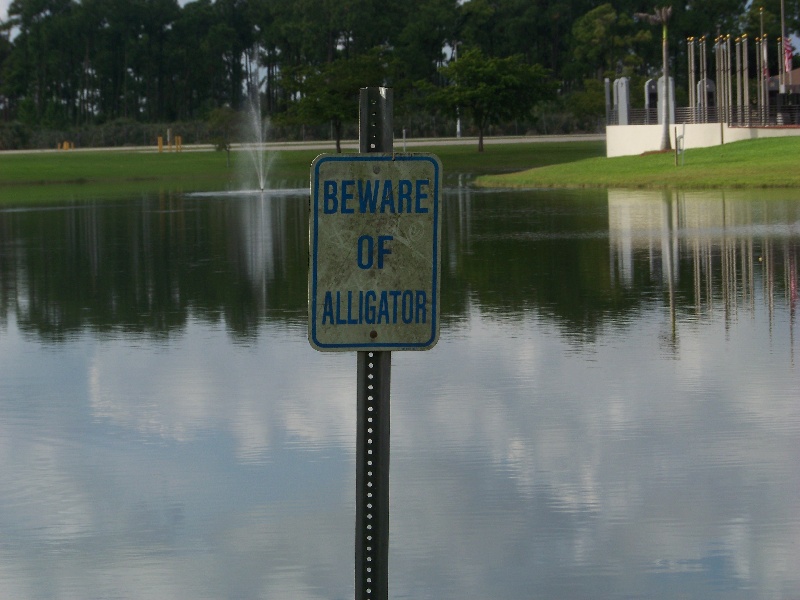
[0, 0, 797, 149]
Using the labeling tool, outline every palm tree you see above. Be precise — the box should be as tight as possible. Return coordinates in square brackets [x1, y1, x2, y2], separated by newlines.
[636, 7, 673, 151]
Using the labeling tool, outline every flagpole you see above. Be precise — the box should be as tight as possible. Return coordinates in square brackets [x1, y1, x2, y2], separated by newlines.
[781, 0, 786, 91]
[764, 35, 769, 123]
[781, 0, 793, 88]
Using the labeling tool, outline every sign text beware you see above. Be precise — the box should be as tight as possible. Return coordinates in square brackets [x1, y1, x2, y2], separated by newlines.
[309, 154, 442, 351]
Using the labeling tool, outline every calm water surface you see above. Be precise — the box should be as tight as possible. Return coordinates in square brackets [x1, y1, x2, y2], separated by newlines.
[1, 186, 799, 599]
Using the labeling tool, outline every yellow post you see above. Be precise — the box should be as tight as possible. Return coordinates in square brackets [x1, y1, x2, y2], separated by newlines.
[158, 136, 163, 153]
[177, 135, 182, 152]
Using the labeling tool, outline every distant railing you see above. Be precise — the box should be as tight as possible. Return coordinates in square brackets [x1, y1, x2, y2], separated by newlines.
[608, 105, 800, 127]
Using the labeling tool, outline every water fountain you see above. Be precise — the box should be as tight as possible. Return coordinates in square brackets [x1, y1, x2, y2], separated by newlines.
[242, 86, 274, 193]
[193, 48, 306, 198]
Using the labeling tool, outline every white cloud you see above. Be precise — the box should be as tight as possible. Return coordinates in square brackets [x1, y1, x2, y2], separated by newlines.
[87, 319, 354, 461]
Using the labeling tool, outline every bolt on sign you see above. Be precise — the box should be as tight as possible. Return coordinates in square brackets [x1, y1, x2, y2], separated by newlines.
[309, 153, 442, 351]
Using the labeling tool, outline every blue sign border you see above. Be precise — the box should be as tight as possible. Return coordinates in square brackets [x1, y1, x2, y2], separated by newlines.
[309, 154, 441, 351]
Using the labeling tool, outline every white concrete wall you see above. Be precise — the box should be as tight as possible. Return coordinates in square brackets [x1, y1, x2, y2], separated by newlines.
[723, 126, 800, 144]
[606, 123, 800, 157]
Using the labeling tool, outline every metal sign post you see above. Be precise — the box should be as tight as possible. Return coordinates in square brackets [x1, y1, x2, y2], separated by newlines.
[355, 347, 390, 600]
[356, 87, 392, 600]
[308, 87, 442, 600]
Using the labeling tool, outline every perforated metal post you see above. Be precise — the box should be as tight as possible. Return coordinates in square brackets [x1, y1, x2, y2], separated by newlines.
[356, 350, 390, 600]
[356, 87, 393, 600]
[360, 87, 393, 154]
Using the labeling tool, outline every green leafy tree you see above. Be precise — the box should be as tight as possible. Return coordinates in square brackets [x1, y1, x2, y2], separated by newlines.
[212, 0, 253, 110]
[1, 0, 785, 138]
[455, 0, 608, 82]
[676, 0, 747, 38]
[6, 0, 78, 126]
[280, 49, 386, 153]
[435, 48, 555, 151]
[208, 105, 237, 166]
[570, 4, 649, 80]
[391, 0, 457, 84]
[389, 0, 458, 129]
[169, 0, 221, 118]
[136, 0, 181, 121]
[567, 78, 607, 128]
[249, 0, 286, 114]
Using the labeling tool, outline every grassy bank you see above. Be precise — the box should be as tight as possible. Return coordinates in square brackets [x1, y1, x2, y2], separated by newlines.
[475, 137, 800, 189]
[0, 139, 605, 203]
[5, 136, 798, 203]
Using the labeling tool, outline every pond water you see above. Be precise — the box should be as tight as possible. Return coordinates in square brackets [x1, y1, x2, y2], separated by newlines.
[0, 185, 799, 600]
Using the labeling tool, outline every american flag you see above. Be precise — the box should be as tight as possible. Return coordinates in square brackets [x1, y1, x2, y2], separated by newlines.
[784, 37, 793, 74]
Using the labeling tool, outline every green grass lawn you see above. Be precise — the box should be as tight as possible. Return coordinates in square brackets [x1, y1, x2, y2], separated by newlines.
[0, 140, 606, 203]
[8, 135, 797, 204]
[475, 137, 800, 189]
[0, 150, 233, 202]
[0, 149, 293, 186]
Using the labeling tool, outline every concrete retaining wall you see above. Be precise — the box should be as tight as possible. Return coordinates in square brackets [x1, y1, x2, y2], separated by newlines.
[606, 123, 800, 157]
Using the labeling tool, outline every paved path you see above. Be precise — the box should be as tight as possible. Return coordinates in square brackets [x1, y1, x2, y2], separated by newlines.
[256, 133, 605, 152]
